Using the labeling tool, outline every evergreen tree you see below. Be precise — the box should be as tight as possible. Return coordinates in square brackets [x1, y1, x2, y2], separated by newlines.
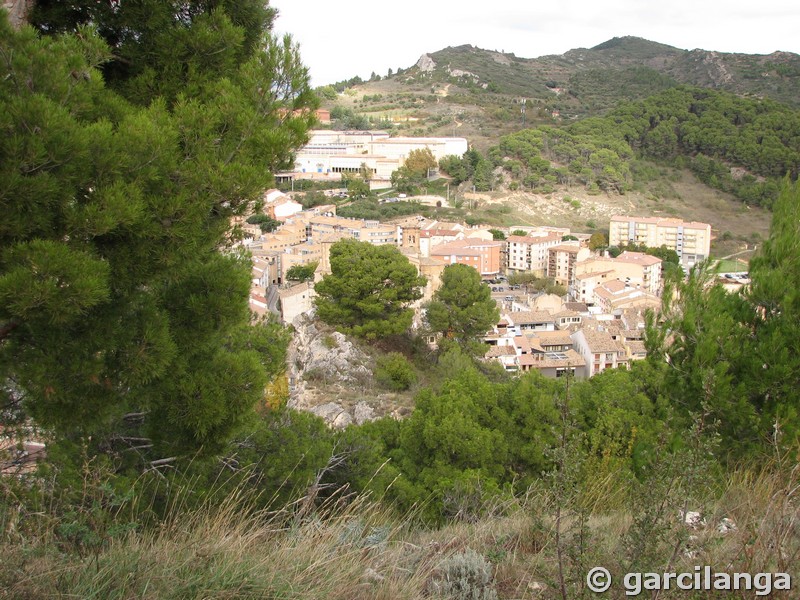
[424, 264, 499, 349]
[0, 7, 315, 455]
[314, 240, 426, 340]
[647, 181, 800, 458]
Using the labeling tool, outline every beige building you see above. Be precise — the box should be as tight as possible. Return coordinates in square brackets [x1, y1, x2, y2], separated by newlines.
[593, 281, 661, 313]
[609, 216, 711, 268]
[308, 215, 397, 246]
[402, 251, 446, 304]
[572, 251, 662, 301]
[506, 233, 563, 274]
[278, 282, 315, 325]
[430, 239, 503, 277]
[547, 244, 591, 287]
[287, 131, 468, 188]
[570, 328, 630, 378]
[572, 269, 616, 305]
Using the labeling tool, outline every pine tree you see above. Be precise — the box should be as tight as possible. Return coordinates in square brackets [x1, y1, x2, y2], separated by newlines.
[0, 6, 316, 455]
[424, 264, 499, 350]
[314, 240, 426, 340]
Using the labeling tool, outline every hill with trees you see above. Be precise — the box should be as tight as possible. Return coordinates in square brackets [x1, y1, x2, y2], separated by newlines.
[2, 10, 800, 598]
[481, 86, 800, 207]
[318, 37, 800, 151]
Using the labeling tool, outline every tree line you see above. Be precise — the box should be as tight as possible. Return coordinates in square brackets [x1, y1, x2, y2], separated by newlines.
[438, 86, 800, 207]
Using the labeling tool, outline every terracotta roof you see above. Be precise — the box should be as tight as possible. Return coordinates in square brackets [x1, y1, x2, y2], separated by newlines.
[553, 309, 579, 319]
[513, 336, 532, 353]
[616, 251, 662, 266]
[507, 310, 555, 325]
[507, 233, 562, 244]
[600, 280, 628, 293]
[426, 229, 462, 237]
[575, 329, 623, 353]
[627, 340, 647, 356]
[563, 302, 590, 313]
[485, 345, 517, 358]
[575, 269, 614, 281]
[610, 215, 711, 229]
[549, 244, 581, 253]
[528, 330, 574, 347]
[430, 244, 481, 257]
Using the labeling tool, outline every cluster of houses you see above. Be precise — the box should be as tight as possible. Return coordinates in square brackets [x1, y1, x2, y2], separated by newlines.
[239, 186, 715, 381]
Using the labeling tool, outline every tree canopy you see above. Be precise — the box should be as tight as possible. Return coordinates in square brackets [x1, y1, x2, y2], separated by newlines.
[647, 180, 800, 458]
[0, 6, 315, 455]
[491, 86, 800, 207]
[391, 148, 438, 195]
[285, 262, 318, 282]
[424, 264, 499, 349]
[314, 240, 426, 339]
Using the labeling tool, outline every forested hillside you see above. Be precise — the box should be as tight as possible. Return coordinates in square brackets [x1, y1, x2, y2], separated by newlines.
[321, 37, 800, 153]
[487, 87, 800, 207]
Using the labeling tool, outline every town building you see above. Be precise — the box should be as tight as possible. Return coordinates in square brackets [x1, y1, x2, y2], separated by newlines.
[430, 239, 503, 277]
[608, 215, 711, 268]
[547, 244, 591, 287]
[506, 233, 563, 275]
[570, 328, 630, 378]
[283, 130, 468, 189]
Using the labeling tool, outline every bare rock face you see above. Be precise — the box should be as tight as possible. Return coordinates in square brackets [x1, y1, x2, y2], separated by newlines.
[353, 401, 376, 425]
[416, 54, 436, 73]
[288, 314, 371, 390]
[309, 402, 353, 429]
[3, 0, 34, 29]
[287, 314, 377, 427]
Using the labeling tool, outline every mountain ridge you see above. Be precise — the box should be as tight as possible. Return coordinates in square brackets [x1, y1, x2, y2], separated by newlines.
[407, 36, 800, 111]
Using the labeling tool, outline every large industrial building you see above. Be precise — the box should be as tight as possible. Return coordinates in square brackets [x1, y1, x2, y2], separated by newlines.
[282, 130, 468, 189]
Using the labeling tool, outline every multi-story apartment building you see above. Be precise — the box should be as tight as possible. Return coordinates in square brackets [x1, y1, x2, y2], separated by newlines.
[506, 233, 563, 275]
[308, 215, 397, 246]
[571, 251, 662, 301]
[608, 216, 711, 268]
[546, 244, 591, 287]
[430, 239, 503, 277]
[570, 328, 630, 379]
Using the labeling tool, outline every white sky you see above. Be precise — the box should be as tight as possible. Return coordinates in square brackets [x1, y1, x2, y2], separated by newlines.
[270, 0, 800, 87]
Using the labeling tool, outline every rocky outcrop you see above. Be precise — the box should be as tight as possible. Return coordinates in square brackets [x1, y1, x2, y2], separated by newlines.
[287, 314, 371, 390]
[309, 402, 353, 428]
[448, 68, 478, 79]
[287, 314, 381, 428]
[3, 0, 34, 29]
[416, 54, 436, 73]
[285, 314, 414, 428]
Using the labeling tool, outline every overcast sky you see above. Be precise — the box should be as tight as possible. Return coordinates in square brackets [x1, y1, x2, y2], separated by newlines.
[270, 0, 799, 87]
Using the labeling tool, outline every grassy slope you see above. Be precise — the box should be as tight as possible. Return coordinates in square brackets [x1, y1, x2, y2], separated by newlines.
[2, 459, 797, 599]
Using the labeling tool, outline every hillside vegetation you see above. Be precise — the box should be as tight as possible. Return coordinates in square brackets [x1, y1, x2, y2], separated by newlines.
[320, 37, 800, 147]
[487, 86, 800, 207]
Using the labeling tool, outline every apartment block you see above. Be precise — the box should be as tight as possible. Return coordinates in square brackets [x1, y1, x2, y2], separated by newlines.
[609, 216, 711, 268]
[546, 244, 591, 287]
[308, 215, 397, 246]
[430, 239, 503, 277]
[506, 233, 563, 275]
[572, 251, 662, 301]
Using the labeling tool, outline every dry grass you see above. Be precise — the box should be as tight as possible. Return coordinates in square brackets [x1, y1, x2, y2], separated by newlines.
[1, 458, 798, 599]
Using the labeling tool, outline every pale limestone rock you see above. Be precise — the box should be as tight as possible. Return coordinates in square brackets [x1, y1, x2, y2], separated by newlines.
[416, 54, 436, 72]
